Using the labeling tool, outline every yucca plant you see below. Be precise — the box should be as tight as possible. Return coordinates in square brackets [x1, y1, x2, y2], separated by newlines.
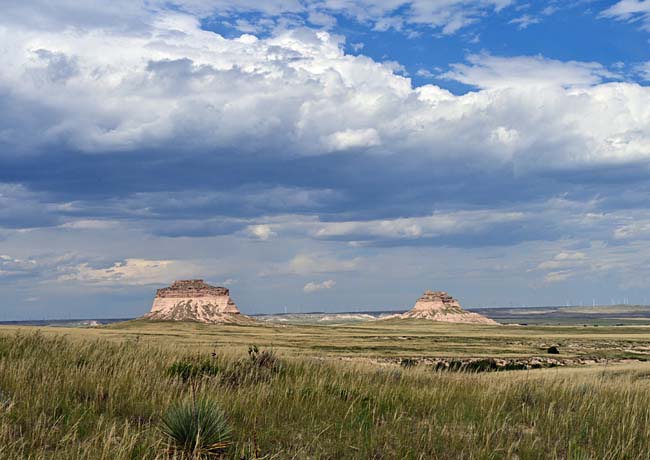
[161, 396, 231, 457]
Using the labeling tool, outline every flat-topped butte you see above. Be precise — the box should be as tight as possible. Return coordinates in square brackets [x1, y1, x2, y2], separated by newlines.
[155, 280, 234, 301]
[385, 290, 499, 325]
[144, 279, 243, 323]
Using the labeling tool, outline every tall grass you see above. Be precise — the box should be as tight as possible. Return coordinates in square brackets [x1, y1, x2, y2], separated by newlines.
[0, 330, 649, 459]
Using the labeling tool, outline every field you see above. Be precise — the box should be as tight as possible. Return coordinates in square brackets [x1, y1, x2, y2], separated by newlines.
[2, 320, 650, 459]
[473, 305, 650, 326]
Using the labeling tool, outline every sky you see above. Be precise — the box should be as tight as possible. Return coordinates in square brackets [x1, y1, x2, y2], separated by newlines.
[2, 0, 650, 319]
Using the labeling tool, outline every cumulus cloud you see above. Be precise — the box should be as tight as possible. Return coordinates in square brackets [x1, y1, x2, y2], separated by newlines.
[1, 16, 649, 178]
[303, 279, 335, 293]
[4, 0, 650, 317]
[247, 224, 276, 240]
[443, 53, 618, 89]
[58, 258, 202, 285]
[324, 128, 381, 151]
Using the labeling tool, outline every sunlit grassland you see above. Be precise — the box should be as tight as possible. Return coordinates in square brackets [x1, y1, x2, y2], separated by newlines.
[2, 319, 650, 360]
[1, 322, 650, 458]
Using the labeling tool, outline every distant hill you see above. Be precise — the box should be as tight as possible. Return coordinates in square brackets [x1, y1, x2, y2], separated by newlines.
[472, 304, 650, 326]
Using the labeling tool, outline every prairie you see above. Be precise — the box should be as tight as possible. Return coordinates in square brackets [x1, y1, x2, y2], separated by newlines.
[1, 320, 650, 459]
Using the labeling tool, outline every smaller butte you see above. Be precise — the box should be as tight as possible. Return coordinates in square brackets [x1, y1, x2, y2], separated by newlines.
[385, 290, 498, 325]
[144, 280, 248, 324]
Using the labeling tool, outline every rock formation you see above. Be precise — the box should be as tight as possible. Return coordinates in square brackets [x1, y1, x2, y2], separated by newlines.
[144, 280, 246, 323]
[386, 290, 498, 324]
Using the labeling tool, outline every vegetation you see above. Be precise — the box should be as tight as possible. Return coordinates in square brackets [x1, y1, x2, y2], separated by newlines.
[161, 396, 230, 457]
[6, 318, 650, 361]
[1, 325, 650, 458]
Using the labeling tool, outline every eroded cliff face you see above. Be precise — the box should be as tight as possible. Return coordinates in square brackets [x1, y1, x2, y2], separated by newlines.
[411, 290, 462, 312]
[386, 290, 498, 325]
[144, 280, 243, 323]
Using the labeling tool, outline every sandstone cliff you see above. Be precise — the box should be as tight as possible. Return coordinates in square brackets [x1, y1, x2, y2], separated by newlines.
[144, 280, 247, 324]
[385, 290, 498, 325]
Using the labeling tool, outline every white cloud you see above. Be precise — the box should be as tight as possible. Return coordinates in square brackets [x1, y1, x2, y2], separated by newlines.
[544, 270, 574, 283]
[288, 253, 361, 275]
[312, 210, 524, 240]
[509, 14, 541, 29]
[443, 53, 617, 89]
[537, 251, 586, 270]
[490, 126, 520, 148]
[0, 16, 649, 175]
[0, 254, 38, 278]
[416, 68, 435, 78]
[601, 0, 650, 31]
[530, 240, 650, 288]
[635, 62, 650, 80]
[303, 279, 335, 293]
[307, 11, 337, 28]
[58, 258, 201, 285]
[324, 128, 381, 151]
[223, 0, 516, 34]
[60, 220, 119, 230]
[0, 0, 514, 36]
[614, 222, 650, 240]
[247, 224, 276, 240]
[241, 209, 529, 245]
[261, 253, 362, 277]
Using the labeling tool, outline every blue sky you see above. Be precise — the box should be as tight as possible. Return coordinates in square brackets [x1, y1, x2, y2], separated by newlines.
[1, 0, 650, 319]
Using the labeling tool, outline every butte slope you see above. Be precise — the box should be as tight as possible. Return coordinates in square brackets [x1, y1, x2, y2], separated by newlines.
[385, 290, 498, 325]
[143, 279, 251, 324]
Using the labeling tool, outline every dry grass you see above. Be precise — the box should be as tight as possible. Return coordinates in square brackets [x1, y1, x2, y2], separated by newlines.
[2, 318, 650, 360]
[1, 322, 650, 458]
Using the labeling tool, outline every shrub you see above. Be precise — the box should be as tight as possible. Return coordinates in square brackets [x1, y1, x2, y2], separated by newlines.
[220, 346, 283, 387]
[465, 359, 499, 372]
[547, 346, 560, 354]
[400, 358, 417, 368]
[248, 345, 280, 370]
[167, 348, 282, 389]
[167, 359, 221, 383]
[160, 396, 231, 457]
[503, 362, 528, 371]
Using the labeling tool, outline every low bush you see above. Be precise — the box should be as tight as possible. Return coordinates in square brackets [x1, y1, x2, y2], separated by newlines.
[167, 359, 221, 383]
[220, 346, 283, 387]
[160, 396, 231, 458]
[400, 358, 417, 368]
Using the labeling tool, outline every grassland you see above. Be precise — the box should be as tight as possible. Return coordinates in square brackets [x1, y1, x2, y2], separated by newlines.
[7, 318, 650, 360]
[474, 304, 650, 326]
[2, 320, 650, 459]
